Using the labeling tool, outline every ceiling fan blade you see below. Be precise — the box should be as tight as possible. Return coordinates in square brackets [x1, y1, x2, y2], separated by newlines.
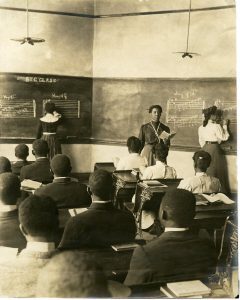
[188, 52, 201, 56]
[11, 38, 24, 42]
[32, 38, 45, 43]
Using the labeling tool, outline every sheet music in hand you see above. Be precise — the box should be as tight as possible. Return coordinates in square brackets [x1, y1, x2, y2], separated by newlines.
[159, 131, 176, 140]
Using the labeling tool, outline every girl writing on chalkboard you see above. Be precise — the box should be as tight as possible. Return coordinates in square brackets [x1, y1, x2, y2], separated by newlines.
[139, 105, 170, 166]
[37, 101, 62, 159]
[198, 105, 229, 193]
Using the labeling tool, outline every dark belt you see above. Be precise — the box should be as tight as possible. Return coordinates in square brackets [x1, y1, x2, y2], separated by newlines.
[205, 141, 218, 144]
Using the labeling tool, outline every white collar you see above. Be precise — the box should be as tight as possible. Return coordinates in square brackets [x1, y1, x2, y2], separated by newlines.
[165, 227, 189, 232]
[92, 200, 112, 204]
[156, 160, 166, 167]
[196, 172, 207, 177]
[0, 204, 17, 212]
[26, 241, 55, 252]
[40, 113, 60, 123]
[36, 157, 47, 160]
[129, 153, 139, 156]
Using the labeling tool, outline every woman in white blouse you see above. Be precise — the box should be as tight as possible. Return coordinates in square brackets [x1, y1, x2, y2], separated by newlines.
[178, 150, 221, 193]
[198, 106, 229, 193]
[140, 143, 177, 180]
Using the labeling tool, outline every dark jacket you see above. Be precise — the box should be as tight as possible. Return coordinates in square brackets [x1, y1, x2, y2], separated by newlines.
[59, 202, 136, 249]
[20, 158, 53, 183]
[11, 160, 32, 176]
[139, 122, 170, 148]
[124, 231, 217, 286]
[0, 209, 26, 251]
[35, 177, 91, 208]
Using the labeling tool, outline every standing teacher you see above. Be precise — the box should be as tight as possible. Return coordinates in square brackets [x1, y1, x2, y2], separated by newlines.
[139, 105, 170, 166]
[37, 101, 62, 160]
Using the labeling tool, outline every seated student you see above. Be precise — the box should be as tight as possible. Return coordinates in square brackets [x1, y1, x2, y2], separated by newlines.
[20, 139, 53, 183]
[0, 173, 26, 250]
[114, 136, 147, 170]
[59, 169, 136, 249]
[12, 144, 31, 176]
[124, 188, 217, 286]
[141, 143, 177, 179]
[178, 150, 221, 193]
[0, 156, 12, 174]
[37, 251, 111, 298]
[0, 194, 59, 297]
[35, 154, 91, 208]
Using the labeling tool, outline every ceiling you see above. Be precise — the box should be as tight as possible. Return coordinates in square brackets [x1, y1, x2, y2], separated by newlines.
[0, 0, 235, 16]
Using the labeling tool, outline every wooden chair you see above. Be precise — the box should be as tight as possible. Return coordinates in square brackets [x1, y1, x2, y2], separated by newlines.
[124, 179, 182, 237]
[216, 212, 238, 297]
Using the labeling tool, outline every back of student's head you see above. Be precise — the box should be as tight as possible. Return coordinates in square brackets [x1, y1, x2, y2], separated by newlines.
[153, 143, 169, 162]
[51, 154, 71, 177]
[32, 139, 49, 157]
[45, 101, 56, 114]
[160, 188, 196, 228]
[0, 156, 12, 174]
[127, 136, 142, 153]
[15, 143, 29, 160]
[19, 195, 58, 239]
[0, 173, 21, 205]
[89, 170, 113, 201]
[193, 151, 211, 172]
[36, 251, 110, 298]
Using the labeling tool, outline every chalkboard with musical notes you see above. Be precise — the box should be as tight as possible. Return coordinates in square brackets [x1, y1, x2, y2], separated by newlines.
[0, 73, 92, 139]
[93, 78, 236, 152]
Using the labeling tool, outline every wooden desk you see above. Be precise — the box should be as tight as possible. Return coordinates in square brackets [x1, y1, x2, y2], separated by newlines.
[94, 162, 116, 173]
[112, 171, 138, 209]
[136, 182, 236, 235]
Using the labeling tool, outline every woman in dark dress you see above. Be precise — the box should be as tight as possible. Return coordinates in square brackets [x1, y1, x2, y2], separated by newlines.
[37, 101, 62, 160]
[139, 105, 170, 166]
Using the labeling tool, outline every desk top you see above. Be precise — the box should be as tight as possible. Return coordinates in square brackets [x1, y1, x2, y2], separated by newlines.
[113, 170, 137, 183]
[94, 162, 116, 173]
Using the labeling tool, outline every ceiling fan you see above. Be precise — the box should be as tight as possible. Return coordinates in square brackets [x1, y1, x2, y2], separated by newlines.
[173, 0, 200, 58]
[11, 0, 45, 45]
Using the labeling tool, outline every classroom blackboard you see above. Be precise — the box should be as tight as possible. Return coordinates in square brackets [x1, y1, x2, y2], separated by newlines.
[92, 78, 236, 152]
[0, 73, 92, 139]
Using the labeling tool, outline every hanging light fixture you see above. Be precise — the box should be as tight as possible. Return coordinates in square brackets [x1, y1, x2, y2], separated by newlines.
[173, 0, 200, 58]
[11, 0, 45, 45]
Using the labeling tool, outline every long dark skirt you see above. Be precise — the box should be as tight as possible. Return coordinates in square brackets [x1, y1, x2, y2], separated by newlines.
[202, 143, 230, 194]
[42, 134, 62, 160]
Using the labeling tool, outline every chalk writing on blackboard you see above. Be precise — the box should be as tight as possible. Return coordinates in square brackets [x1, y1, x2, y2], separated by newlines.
[214, 99, 237, 124]
[43, 99, 80, 119]
[166, 94, 204, 128]
[0, 99, 36, 118]
[16, 76, 59, 83]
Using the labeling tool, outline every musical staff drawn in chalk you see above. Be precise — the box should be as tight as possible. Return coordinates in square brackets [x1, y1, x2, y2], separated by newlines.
[166, 96, 204, 128]
[0, 99, 35, 118]
[43, 99, 80, 119]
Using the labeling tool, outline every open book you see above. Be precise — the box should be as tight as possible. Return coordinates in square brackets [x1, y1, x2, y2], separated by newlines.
[159, 131, 176, 140]
[142, 180, 167, 187]
[69, 207, 88, 217]
[196, 193, 234, 205]
[111, 242, 139, 252]
[160, 280, 211, 298]
[21, 179, 42, 190]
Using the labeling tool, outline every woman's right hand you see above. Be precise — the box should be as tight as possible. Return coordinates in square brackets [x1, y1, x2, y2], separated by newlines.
[222, 119, 229, 126]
